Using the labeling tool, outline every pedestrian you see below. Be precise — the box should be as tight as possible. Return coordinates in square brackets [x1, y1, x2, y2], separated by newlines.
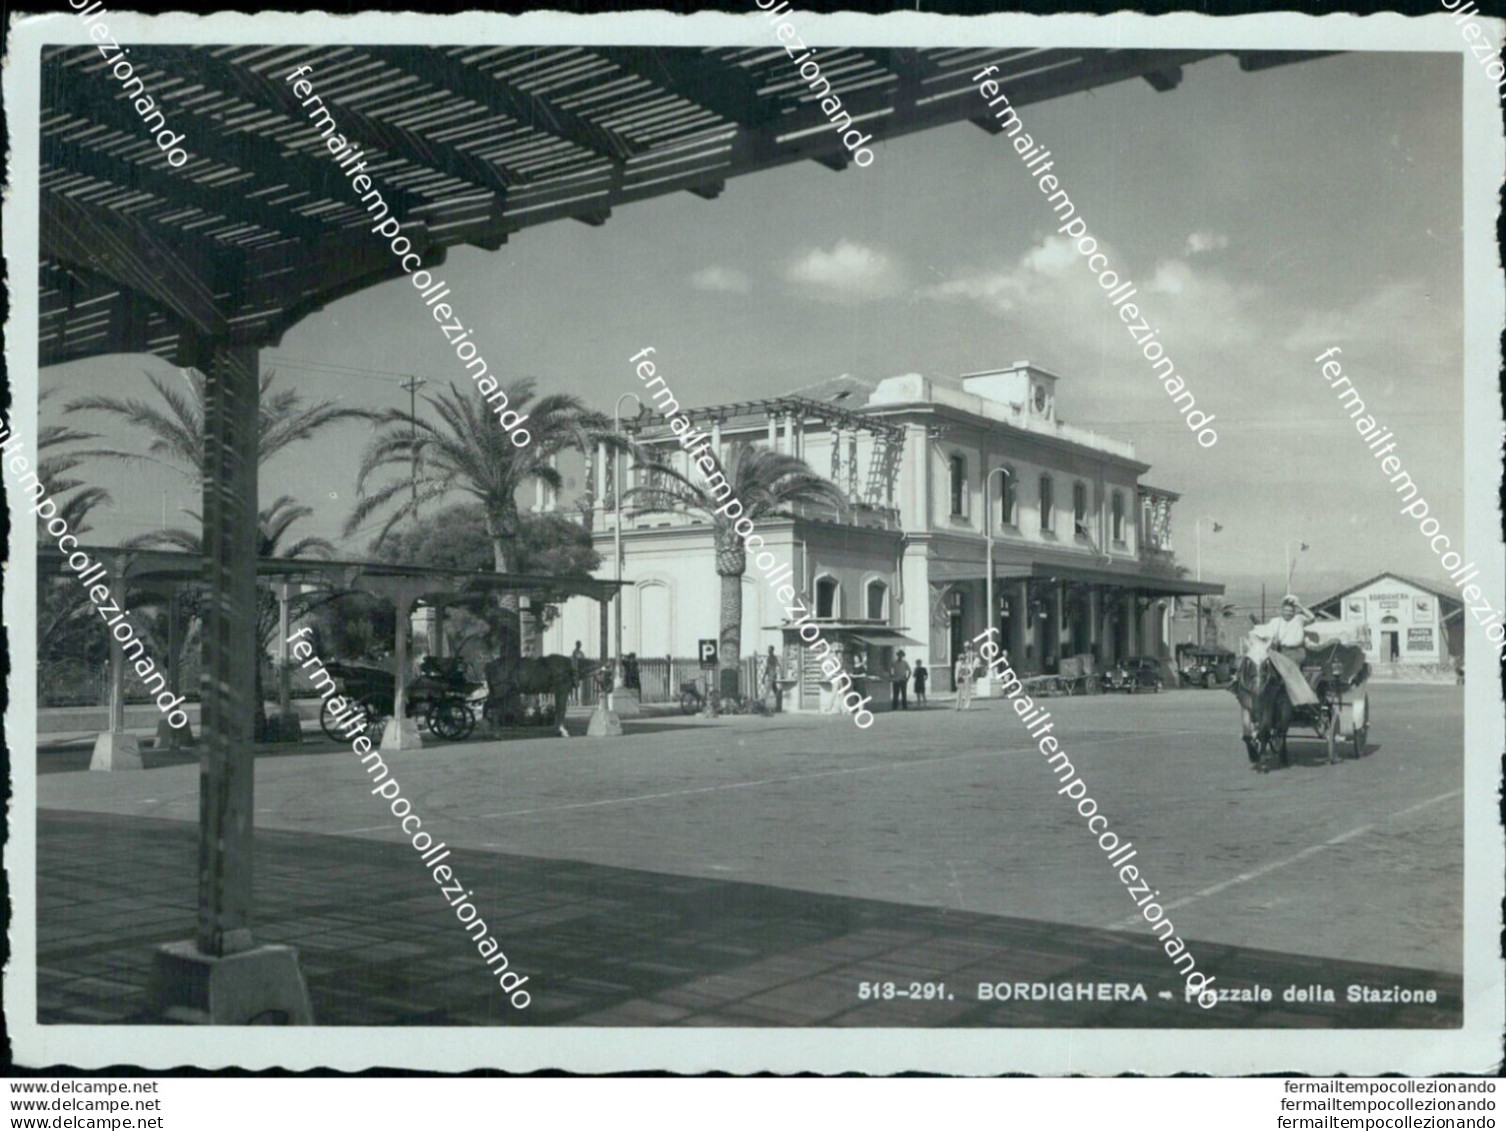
[570, 640, 586, 684]
[762, 645, 783, 713]
[913, 657, 928, 708]
[954, 646, 975, 711]
[890, 650, 911, 710]
[623, 652, 641, 691]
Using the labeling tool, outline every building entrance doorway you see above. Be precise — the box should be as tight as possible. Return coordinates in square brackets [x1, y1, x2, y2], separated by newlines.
[1383, 630, 1400, 661]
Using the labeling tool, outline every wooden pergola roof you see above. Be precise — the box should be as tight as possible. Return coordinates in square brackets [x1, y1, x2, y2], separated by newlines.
[40, 44, 1327, 367]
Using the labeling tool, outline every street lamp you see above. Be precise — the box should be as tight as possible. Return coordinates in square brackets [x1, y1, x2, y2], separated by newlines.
[612, 392, 643, 710]
[983, 467, 1010, 676]
[1194, 516, 1221, 647]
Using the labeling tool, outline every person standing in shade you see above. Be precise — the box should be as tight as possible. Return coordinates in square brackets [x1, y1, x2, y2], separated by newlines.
[891, 650, 911, 711]
[913, 657, 929, 708]
[954, 646, 975, 711]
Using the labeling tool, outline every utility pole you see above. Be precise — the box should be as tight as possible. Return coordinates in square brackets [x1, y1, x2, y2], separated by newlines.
[400, 376, 426, 520]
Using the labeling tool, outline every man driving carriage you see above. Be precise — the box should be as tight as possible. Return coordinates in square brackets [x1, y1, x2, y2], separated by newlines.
[1248, 594, 1319, 706]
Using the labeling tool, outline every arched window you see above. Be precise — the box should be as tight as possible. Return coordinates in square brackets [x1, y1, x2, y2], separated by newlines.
[1073, 482, 1088, 535]
[866, 580, 889, 621]
[998, 466, 1017, 527]
[815, 575, 841, 619]
[949, 455, 967, 517]
[1039, 474, 1055, 533]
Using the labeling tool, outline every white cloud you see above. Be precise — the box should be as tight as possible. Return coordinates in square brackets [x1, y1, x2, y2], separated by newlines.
[785, 240, 907, 303]
[1185, 231, 1230, 255]
[690, 266, 752, 295]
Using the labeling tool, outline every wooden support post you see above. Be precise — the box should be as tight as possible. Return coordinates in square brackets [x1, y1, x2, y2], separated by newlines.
[148, 337, 309, 1025]
[154, 588, 195, 750]
[587, 592, 621, 737]
[196, 341, 261, 956]
[91, 560, 142, 770]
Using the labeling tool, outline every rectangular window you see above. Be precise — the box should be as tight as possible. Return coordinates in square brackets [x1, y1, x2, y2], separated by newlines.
[1039, 475, 1054, 533]
[1111, 491, 1125, 543]
[1073, 482, 1088, 535]
[1001, 469, 1017, 526]
[949, 455, 967, 517]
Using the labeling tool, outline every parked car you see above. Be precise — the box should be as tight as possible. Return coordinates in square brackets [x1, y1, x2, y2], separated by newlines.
[1176, 645, 1237, 689]
[1104, 656, 1163, 693]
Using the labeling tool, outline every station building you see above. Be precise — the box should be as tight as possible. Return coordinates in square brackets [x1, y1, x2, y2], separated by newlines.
[1312, 572, 1463, 667]
[546, 362, 1223, 701]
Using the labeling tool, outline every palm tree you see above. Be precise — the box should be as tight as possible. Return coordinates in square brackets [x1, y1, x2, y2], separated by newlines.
[345, 379, 618, 660]
[37, 388, 113, 534]
[627, 442, 847, 678]
[66, 367, 372, 484]
[1199, 598, 1240, 649]
[129, 497, 337, 736]
[35, 389, 117, 695]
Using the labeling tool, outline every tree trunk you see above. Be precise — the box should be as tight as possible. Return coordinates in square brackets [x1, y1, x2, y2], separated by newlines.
[487, 515, 522, 667]
[714, 523, 746, 690]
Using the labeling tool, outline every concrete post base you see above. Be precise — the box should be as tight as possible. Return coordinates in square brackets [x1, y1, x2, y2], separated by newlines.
[89, 731, 142, 771]
[148, 939, 314, 1025]
[974, 676, 999, 699]
[153, 717, 197, 750]
[380, 717, 423, 752]
[262, 711, 303, 744]
[611, 689, 642, 718]
[586, 705, 622, 737]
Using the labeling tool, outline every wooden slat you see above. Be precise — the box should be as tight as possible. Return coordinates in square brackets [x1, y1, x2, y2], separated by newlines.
[133, 47, 520, 198]
[42, 191, 229, 337]
[51, 58, 431, 226]
[363, 46, 644, 163]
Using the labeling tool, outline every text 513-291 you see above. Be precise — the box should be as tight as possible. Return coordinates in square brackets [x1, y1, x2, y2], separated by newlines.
[858, 982, 952, 1001]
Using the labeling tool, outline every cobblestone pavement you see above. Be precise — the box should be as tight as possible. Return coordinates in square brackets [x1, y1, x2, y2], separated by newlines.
[36, 686, 1464, 1027]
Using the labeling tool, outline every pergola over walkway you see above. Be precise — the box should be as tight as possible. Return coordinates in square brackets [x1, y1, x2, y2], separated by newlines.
[36, 42, 1326, 1022]
[39, 543, 622, 756]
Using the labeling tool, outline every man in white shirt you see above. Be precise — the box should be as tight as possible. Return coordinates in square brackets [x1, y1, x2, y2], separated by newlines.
[1250, 595, 1319, 706]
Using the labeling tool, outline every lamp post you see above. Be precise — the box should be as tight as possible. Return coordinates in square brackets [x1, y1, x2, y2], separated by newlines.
[982, 467, 1010, 691]
[612, 393, 642, 711]
[1194, 516, 1220, 647]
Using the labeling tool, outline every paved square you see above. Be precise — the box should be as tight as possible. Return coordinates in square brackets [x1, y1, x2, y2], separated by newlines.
[37, 686, 1463, 1026]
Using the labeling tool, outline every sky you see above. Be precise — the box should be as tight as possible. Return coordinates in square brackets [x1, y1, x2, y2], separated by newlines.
[42, 49, 1465, 610]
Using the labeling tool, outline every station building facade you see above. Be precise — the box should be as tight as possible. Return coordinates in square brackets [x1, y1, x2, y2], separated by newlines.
[545, 362, 1223, 694]
[1312, 572, 1463, 666]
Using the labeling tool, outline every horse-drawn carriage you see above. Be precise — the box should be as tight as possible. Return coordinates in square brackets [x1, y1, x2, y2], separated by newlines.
[1233, 623, 1371, 772]
[319, 656, 482, 743]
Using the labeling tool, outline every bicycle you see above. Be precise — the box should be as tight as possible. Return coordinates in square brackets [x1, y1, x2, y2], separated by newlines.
[678, 675, 769, 717]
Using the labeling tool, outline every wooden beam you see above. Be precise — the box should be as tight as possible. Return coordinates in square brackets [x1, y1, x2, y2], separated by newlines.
[1143, 67, 1184, 92]
[41, 191, 230, 338]
[594, 47, 778, 128]
[134, 47, 520, 198]
[194, 337, 261, 956]
[687, 181, 724, 200]
[41, 135, 328, 242]
[363, 46, 644, 163]
[52, 60, 429, 224]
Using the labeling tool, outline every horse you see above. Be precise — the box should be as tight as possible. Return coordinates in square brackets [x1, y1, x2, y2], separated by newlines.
[483, 654, 585, 738]
[1231, 640, 1294, 772]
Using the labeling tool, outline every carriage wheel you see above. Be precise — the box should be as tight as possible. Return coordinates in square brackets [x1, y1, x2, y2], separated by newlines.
[428, 700, 475, 742]
[1325, 706, 1340, 765]
[680, 691, 701, 716]
[321, 695, 380, 742]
